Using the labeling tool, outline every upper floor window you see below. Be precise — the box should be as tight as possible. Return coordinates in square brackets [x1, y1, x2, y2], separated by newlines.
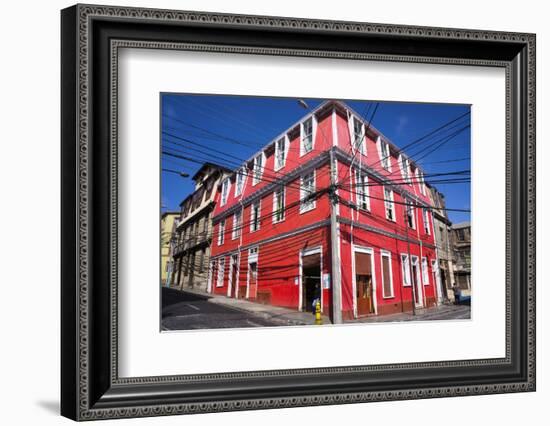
[354, 168, 370, 211]
[232, 210, 242, 240]
[273, 187, 285, 223]
[423, 208, 431, 235]
[220, 178, 231, 206]
[456, 227, 465, 241]
[379, 137, 391, 171]
[351, 116, 365, 155]
[204, 179, 214, 201]
[400, 155, 411, 183]
[275, 136, 287, 170]
[235, 167, 246, 197]
[250, 200, 261, 232]
[300, 171, 316, 213]
[300, 117, 314, 155]
[252, 154, 263, 186]
[217, 219, 225, 246]
[406, 203, 416, 229]
[182, 201, 191, 218]
[416, 169, 426, 195]
[384, 187, 395, 221]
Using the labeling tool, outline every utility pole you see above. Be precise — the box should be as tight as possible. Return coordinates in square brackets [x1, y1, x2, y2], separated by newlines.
[404, 198, 417, 316]
[329, 148, 343, 324]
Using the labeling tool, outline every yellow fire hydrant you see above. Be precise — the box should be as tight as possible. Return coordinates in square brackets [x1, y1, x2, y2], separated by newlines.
[315, 300, 323, 325]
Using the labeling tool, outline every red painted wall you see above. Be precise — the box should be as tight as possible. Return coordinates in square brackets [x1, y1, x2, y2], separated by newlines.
[209, 102, 439, 319]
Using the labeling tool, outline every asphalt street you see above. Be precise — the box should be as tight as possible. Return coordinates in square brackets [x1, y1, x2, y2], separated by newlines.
[161, 287, 281, 330]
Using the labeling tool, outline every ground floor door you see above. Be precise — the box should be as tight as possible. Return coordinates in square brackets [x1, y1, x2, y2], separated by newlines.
[231, 255, 239, 298]
[411, 257, 423, 308]
[248, 262, 258, 300]
[440, 268, 447, 292]
[355, 251, 375, 316]
[301, 252, 321, 312]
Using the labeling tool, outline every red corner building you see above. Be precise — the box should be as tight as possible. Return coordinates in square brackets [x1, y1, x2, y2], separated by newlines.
[208, 100, 444, 322]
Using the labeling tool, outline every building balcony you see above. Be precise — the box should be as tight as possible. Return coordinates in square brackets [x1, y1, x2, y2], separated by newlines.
[173, 231, 212, 256]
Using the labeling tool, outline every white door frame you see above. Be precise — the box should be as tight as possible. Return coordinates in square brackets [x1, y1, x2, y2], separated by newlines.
[299, 246, 323, 312]
[411, 255, 423, 308]
[431, 259, 443, 304]
[246, 247, 259, 299]
[351, 245, 377, 318]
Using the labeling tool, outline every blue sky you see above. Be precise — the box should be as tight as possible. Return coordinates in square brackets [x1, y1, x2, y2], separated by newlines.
[161, 94, 470, 224]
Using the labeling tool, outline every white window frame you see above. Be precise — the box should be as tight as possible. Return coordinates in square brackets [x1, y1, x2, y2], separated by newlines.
[423, 208, 431, 235]
[274, 135, 288, 171]
[220, 178, 231, 206]
[377, 136, 392, 171]
[217, 219, 225, 246]
[399, 155, 411, 184]
[231, 209, 242, 240]
[380, 250, 394, 298]
[300, 116, 316, 156]
[349, 115, 366, 155]
[234, 166, 247, 197]
[250, 200, 261, 232]
[400, 254, 411, 287]
[416, 169, 426, 195]
[422, 257, 430, 286]
[216, 257, 225, 287]
[300, 170, 316, 213]
[273, 186, 285, 223]
[252, 153, 264, 186]
[384, 187, 395, 221]
[354, 168, 370, 211]
[406, 203, 416, 229]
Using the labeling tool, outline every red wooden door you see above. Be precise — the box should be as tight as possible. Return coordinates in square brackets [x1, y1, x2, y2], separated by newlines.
[248, 262, 258, 299]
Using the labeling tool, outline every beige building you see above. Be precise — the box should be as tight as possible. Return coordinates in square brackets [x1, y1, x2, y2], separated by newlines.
[160, 212, 179, 286]
[452, 222, 471, 294]
[171, 163, 231, 292]
[428, 186, 457, 302]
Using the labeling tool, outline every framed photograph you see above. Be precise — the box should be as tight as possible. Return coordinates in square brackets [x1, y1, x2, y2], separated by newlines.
[61, 4, 536, 421]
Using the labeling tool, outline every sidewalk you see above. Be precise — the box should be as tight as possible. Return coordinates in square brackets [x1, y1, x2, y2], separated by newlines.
[181, 287, 332, 326]
[178, 287, 469, 326]
[347, 303, 471, 323]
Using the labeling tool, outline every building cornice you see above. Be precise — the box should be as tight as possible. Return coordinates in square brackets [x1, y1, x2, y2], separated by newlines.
[212, 146, 433, 224]
[210, 219, 331, 259]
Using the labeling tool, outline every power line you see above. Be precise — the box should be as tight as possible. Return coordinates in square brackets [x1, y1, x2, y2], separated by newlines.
[339, 121, 470, 186]
[336, 187, 470, 212]
[338, 111, 470, 186]
[174, 187, 330, 244]
[162, 150, 329, 193]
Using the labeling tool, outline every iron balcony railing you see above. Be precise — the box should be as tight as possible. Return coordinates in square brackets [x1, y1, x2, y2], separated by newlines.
[172, 229, 212, 256]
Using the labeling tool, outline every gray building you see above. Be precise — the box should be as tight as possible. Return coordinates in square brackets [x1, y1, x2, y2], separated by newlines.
[428, 186, 457, 302]
[452, 221, 471, 292]
[171, 163, 231, 292]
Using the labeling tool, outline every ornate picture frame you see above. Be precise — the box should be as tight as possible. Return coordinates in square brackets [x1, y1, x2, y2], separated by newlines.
[61, 4, 536, 420]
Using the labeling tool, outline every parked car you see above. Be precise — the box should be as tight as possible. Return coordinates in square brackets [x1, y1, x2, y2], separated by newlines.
[453, 286, 471, 306]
